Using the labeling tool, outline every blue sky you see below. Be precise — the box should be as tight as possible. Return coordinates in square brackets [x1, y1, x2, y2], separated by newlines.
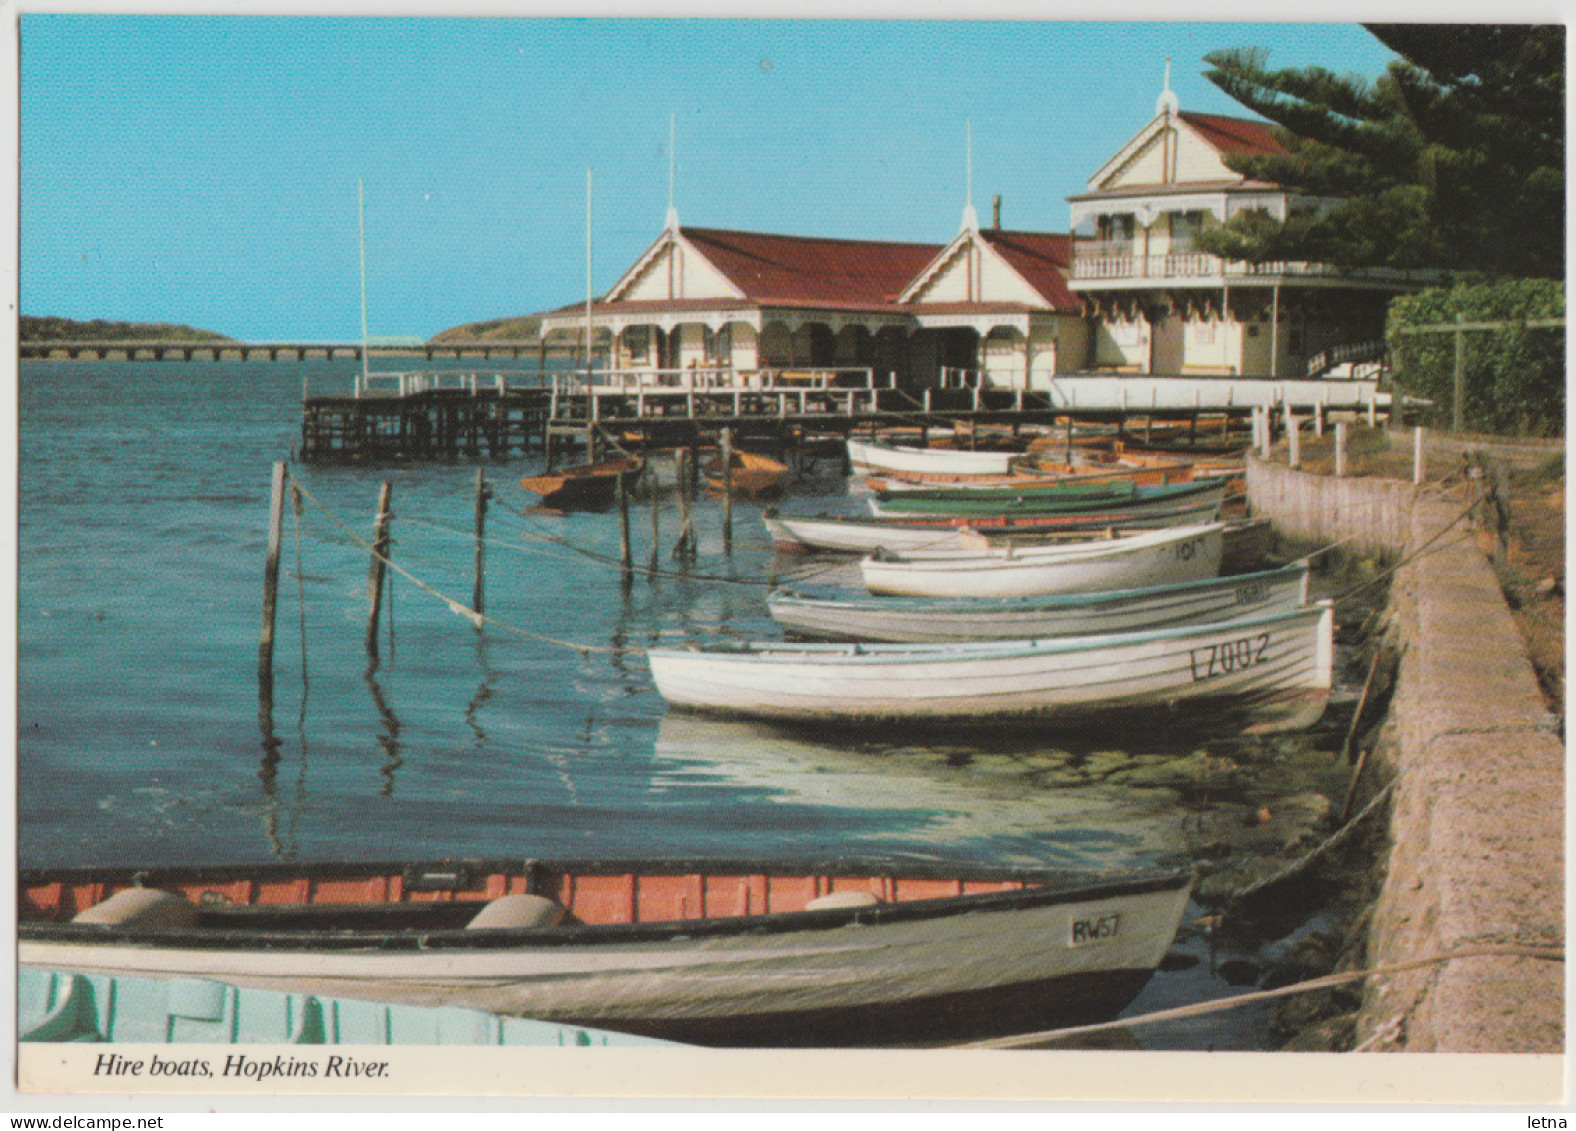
[20, 18, 1401, 340]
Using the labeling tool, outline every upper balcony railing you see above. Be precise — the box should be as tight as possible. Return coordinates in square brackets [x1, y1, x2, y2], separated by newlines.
[1071, 252, 1439, 286]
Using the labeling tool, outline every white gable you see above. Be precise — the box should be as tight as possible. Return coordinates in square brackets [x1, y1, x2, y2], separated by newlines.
[1090, 113, 1237, 191]
[605, 233, 743, 303]
[902, 232, 1048, 308]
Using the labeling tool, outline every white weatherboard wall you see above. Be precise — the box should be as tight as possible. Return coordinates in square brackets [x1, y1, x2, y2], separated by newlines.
[1042, 376, 1385, 414]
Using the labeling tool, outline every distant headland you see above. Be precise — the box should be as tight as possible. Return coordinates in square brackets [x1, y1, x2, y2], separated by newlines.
[21, 315, 236, 343]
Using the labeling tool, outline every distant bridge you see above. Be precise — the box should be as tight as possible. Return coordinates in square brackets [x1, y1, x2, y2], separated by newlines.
[19, 339, 552, 362]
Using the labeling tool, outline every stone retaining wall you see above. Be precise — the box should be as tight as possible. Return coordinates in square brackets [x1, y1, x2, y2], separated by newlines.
[1355, 497, 1564, 1053]
[1248, 459, 1565, 1053]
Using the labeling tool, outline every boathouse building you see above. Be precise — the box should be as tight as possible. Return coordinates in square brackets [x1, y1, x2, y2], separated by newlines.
[537, 82, 1433, 387]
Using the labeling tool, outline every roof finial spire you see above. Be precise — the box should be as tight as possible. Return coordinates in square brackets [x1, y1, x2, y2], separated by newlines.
[961, 119, 979, 233]
[664, 112, 680, 233]
[1157, 56, 1179, 117]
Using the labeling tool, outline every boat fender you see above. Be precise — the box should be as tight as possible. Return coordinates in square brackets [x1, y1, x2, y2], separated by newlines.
[804, 891, 882, 912]
[73, 888, 198, 929]
[464, 894, 572, 930]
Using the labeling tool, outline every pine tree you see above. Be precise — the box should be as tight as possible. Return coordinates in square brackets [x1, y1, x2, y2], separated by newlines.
[1194, 25, 1564, 279]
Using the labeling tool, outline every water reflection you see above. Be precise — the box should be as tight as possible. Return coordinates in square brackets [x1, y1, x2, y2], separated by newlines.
[363, 668, 404, 796]
[464, 635, 496, 747]
[651, 713, 1189, 870]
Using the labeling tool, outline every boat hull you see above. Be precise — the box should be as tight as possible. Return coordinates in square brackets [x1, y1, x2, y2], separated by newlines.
[846, 438, 1017, 477]
[19, 861, 1193, 1048]
[860, 524, 1225, 599]
[769, 563, 1309, 643]
[869, 480, 1226, 520]
[520, 458, 643, 511]
[764, 502, 1223, 555]
[648, 603, 1334, 732]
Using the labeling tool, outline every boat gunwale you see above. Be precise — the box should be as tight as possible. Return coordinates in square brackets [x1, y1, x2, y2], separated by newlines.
[769, 561, 1309, 613]
[649, 601, 1332, 664]
[861, 522, 1226, 566]
[19, 862, 1194, 952]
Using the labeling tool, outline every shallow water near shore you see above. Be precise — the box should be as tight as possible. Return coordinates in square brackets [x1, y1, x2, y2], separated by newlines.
[18, 358, 1382, 1050]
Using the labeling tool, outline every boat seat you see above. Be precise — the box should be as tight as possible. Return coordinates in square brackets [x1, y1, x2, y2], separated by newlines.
[73, 887, 198, 929]
[464, 894, 573, 931]
[804, 891, 882, 912]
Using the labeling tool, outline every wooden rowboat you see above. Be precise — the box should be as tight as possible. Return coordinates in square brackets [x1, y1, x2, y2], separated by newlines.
[20, 966, 673, 1046]
[866, 457, 1192, 493]
[869, 480, 1226, 520]
[704, 450, 790, 498]
[19, 856, 1194, 1048]
[519, 457, 643, 511]
[648, 602, 1334, 733]
[846, 438, 1018, 477]
[768, 563, 1309, 644]
[763, 502, 1221, 555]
[860, 524, 1225, 599]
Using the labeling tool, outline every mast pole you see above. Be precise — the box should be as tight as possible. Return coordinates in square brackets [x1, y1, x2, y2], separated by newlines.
[358, 179, 370, 390]
[585, 168, 594, 383]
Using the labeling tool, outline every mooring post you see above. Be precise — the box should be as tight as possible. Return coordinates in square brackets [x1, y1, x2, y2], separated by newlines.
[472, 468, 490, 620]
[1259, 407, 1273, 461]
[923, 387, 932, 414]
[616, 469, 633, 579]
[720, 427, 734, 555]
[1413, 425, 1426, 485]
[1368, 391, 1378, 428]
[1335, 420, 1349, 478]
[1064, 413, 1073, 466]
[648, 464, 661, 576]
[1314, 400, 1325, 437]
[365, 481, 394, 665]
[674, 448, 695, 562]
[259, 462, 288, 694]
[1286, 404, 1300, 469]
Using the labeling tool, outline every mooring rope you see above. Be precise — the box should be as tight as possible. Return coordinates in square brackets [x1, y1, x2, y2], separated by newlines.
[955, 943, 1564, 1050]
[289, 479, 626, 657]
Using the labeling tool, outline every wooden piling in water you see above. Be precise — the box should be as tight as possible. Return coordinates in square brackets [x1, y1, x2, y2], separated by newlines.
[648, 464, 661, 576]
[720, 427, 734, 556]
[259, 462, 288, 694]
[674, 449, 696, 562]
[472, 468, 490, 619]
[617, 469, 633, 578]
[365, 481, 393, 664]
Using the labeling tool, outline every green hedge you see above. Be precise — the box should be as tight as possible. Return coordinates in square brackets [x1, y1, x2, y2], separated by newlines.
[1387, 279, 1565, 436]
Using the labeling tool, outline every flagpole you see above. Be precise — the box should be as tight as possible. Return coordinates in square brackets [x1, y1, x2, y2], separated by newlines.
[358, 178, 370, 393]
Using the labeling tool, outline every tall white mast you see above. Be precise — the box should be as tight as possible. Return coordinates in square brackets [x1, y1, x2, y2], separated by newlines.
[358, 178, 370, 390]
[585, 168, 594, 376]
[961, 120, 979, 232]
[665, 112, 678, 230]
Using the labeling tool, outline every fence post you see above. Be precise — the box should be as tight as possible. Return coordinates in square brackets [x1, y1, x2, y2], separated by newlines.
[1452, 312, 1465, 434]
[1413, 426, 1426, 485]
[1335, 420, 1348, 478]
[1258, 406, 1273, 461]
[1286, 403, 1300, 469]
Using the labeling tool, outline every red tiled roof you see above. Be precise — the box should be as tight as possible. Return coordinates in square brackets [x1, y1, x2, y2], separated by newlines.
[680, 227, 941, 307]
[978, 230, 1081, 312]
[1178, 112, 1289, 158]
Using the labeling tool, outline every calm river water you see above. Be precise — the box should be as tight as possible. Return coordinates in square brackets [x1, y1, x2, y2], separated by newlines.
[17, 358, 1368, 1050]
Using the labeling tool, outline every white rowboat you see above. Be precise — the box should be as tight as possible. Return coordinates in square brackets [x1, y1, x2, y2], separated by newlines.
[846, 438, 1018, 477]
[860, 524, 1225, 599]
[769, 563, 1309, 643]
[21, 857, 1194, 1048]
[647, 602, 1334, 732]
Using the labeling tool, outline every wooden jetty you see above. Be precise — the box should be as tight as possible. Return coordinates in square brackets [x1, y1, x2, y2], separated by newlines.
[20, 338, 558, 363]
[296, 365, 1397, 464]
